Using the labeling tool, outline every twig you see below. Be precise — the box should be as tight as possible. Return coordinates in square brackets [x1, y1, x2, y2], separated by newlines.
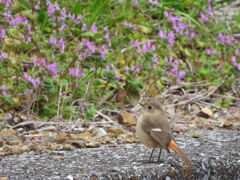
[212, 93, 240, 101]
[11, 121, 36, 129]
[57, 83, 63, 121]
[96, 111, 123, 128]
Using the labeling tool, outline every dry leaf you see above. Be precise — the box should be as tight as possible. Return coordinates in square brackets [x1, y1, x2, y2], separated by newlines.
[107, 128, 124, 135]
[119, 110, 136, 126]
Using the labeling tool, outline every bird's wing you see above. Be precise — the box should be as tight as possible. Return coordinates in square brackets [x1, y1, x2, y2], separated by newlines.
[142, 117, 172, 149]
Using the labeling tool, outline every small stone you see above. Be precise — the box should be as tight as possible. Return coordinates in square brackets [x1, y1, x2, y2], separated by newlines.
[69, 140, 86, 148]
[192, 131, 202, 138]
[124, 145, 133, 150]
[66, 175, 74, 180]
[96, 128, 107, 136]
[86, 140, 101, 148]
[222, 121, 233, 127]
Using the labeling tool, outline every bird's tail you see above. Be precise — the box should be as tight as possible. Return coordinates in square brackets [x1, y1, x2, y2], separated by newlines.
[168, 140, 191, 164]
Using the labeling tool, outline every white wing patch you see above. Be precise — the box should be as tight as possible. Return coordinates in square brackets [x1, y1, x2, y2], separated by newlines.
[152, 128, 162, 132]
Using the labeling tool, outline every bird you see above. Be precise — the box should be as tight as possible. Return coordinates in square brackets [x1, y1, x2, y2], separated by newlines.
[136, 101, 191, 164]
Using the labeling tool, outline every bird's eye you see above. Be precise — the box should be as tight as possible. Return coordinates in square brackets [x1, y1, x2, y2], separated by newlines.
[148, 106, 152, 110]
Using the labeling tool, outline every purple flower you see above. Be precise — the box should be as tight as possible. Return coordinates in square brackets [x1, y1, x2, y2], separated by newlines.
[0, 0, 11, 7]
[163, 56, 186, 81]
[58, 38, 65, 52]
[81, 23, 87, 31]
[158, 30, 167, 38]
[68, 13, 75, 20]
[34, 0, 40, 10]
[75, 15, 81, 24]
[47, 62, 59, 76]
[69, 67, 84, 78]
[54, 1, 60, 10]
[235, 49, 240, 55]
[90, 22, 97, 32]
[189, 32, 195, 40]
[1, 85, 8, 95]
[132, 0, 138, 5]
[105, 65, 110, 71]
[151, 44, 156, 51]
[23, 72, 40, 88]
[199, 13, 208, 22]
[60, 8, 67, 19]
[49, 37, 57, 45]
[217, 33, 237, 46]
[60, 24, 68, 30]
[206, 48, 216, 55]
[83, 38, 95, 53]
[0, 51, 5, 59]
[98, 45, 106, 58]
[46, 0, 55, 16]
[3, 10, 11, 19]
[131, 65, 141, 73]
[177, 70, 186, 81]
[167, 31, 175, 46]
[33, 56, 47, 67]
[148, 0, 159, 5]
[115, 73, 120, 79]
[27, 89, 33, 94]
[142, 43, 148, 52]
[125, 65, 129, 73]
[0, 27, 6, 38]
[9, 16, 28, 26]
[152, 54, 158, 65]
[231, 56, 240, 71]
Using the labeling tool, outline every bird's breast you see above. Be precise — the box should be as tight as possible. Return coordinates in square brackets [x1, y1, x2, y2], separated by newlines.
[136, 115, 159, 148]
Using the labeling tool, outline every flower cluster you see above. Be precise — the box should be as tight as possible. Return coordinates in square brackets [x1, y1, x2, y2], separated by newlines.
[217, 33, 238, 46]
[231, 56, 240, 71]
[163, 56, 186, 81]
[32, 56, 59, 76]
[23, 72, 41, 89]
[164, 10, 195, 39]
[130, 40, 156, 54]
[158, 30, 175, 46]
[69, 67, 84, 78]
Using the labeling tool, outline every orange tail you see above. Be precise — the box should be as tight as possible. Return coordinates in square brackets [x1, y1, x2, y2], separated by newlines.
[168, 140, 191, 164]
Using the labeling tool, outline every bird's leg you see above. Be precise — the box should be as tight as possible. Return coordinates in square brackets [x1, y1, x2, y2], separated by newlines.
[157, 148, 162, 162]
[148, 148, 155, 163]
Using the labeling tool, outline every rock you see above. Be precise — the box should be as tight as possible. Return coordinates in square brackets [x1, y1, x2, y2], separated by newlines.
[68, 140, 86, 148]
[221, 121, 233, 128]
[192, 131, 202, 138]
[86, 140, 101, 148]
[175, 124, 189, 132]
[0, 130, 239, 179]
[96, 128, 107, 136]
[1, 129, 18, 141]
[124, 145, 133, 150]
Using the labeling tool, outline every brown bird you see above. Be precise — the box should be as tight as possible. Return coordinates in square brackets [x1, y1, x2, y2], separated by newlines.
[136, 101, 191, 164]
